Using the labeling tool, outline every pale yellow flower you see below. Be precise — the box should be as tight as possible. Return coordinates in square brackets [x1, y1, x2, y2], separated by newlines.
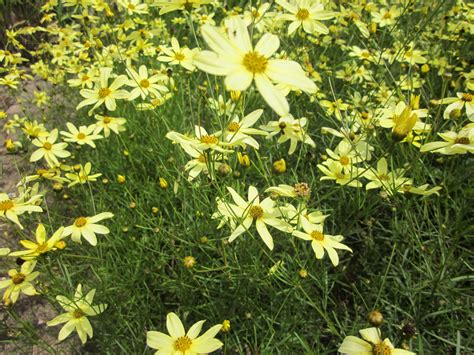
[9, 224, 65, 260]
[30, 129, 71, 167]
[0, 261, 39, 304]
[63, 212, 114, 246]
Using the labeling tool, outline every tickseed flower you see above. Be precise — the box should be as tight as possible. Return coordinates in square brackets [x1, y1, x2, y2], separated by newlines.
[30, 129, 71, 167]
[317, 159, 362, 187]
[0, 191, 43, 229]
[22, 120, 48, 138]
[76, 67, 129, 114]
[371, 6, 401, 28]
[217, 109, 268, 149]
[47, 284, 107, 344]
[214, 185, 292, 250]
[0, 261, 39, 305]
[146, 312, 223, 354]
[193, 17, 317, 116]
[438, 92, 473, 120]
[260, 114, 315, 154]
[420, 123, 474, 155]
[276, 0, 335, 35]
[9, 224, 65, 260]
[266, 182, 311, 199]
[158, 37, 198, 71]
[166, 126, 233, 154]
[338, 327, 415, 354]
[67, 68, 97, 89]
[182, 146, 223, 181]
[94, 115, 127, 138]
[63, 212, 114, 246]
[292, 218, 351, 266]
[117, 0, 148, 15]
[153, 0, 213, 14]
[65, 162, 102, 187]
[60, 123, 103, 148]
[126, 65, 169, 101]
[363, 158, 411, 195]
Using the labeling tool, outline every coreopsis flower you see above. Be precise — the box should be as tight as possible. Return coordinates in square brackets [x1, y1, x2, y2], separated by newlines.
[420, 123, 474, 155]
[67, 68, 98, 88]
[0, 261, 39, 304]
[126, 65, 169, 101]
[146, 312, 223, 354]
[371, 6, 401, 27]
[30, 129, 71, 167]
[317, 159, 362, 187]
[166, 126, 233, 154]
[280, 203, 328, 227]
[9, 224, 65, 260]
[276, 0, 335, 35]
[158, 38, 197, 71]
[325, 140, 365, 173]
[292, 218, 351, 266]
[217, 109, 268, 149]
[47, 284, 107, 344]
[117, 0, 148, 15]
[63, 212, 114, 246]
[65, 162, 102, 187]
[76, 67, 129, 114]
[60, 123, 103, 148]
[260, 114, 315, 154]
[348, 46, 375, 62]
[438, 92, 473, 120]
[0, 191, 43, 229]
[377, 100, 430, 141]
[208, 95, 236, 116]
[400, 183, 442, 197]
[153, 0, 213, 15]
[22, 120, 48, 138]
[94, 114, 127, 137]
[193, 17, 317, 116]
[182, 145, 223, 181]
[214, 186, 292, 250]
[363, 158, 411, 195]
[21, 167, 66, 184]
[338, 327, 415, 354]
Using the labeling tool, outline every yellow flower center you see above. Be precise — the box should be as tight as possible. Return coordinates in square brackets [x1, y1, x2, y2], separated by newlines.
[98, 87, 111, 99]
[227, 122, 240, 132]
[339, 156, 350, 165]
[252, 9, 260, 18]
[373, 342, 392, 355]
[43, 142, 53, 150]
[336, 172, 346, 180]
[242, 51, 268, 74]
[73, 309, 85, 318]
[37, 168, 49, 176]
[362, 51, 371, 58]
[378, 173, 389, 181]
[127, 3, 136, 10]
[198, 154, 207, 163]
[81, 74, 90, 82]
[174, 336, 192, 352]
[383, 12, 392, 19]
[249, 205, 264, 219]
[174, 52, 185, 61]
[77, 133, 86, 140]
[103, 116, 112, 124]
[0, 199, 14, 211]
[12, 273, 25, 285]
[461, 93, 472, 102]
[74, 217, 88, 227]
[454, 137, 470, 145]
[140, 79, 150, 88]
[310, 230, 324, 241]
[200, 135, 218, 144]
[36, 242, 49, 253]
[296, 8, 310, 21]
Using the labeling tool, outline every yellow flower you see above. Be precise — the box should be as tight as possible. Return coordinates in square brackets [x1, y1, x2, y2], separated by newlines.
[276, 0, 335, 35]
[10, 224, 65, 260]
[63, 212, 114, 246]
[0, 191, 43, 229]
[193, 17, 317, 116]
[30, 129, 71, 167]
[76, 67, 129, 115]
[146, 312, 223, 354]
[65, 162, 102, 187]
[94, 114, 127, 138]
[47, 284, 107, 344]
[158, 38, 198, 71]
[125, 65, 169, 100]
[0, 261, 39, 305]
[338, 327, 415, 355]
[420, 123, 474, 155]
[153, 0, 213, 15]
[292, 218, 351, 266]
[214, 185, 292, 250]
[60, 123, 103, 148]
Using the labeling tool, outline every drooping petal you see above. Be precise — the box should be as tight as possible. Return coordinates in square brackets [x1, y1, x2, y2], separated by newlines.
[254, 74, 289, 116]
[256, 220, 274, 250]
